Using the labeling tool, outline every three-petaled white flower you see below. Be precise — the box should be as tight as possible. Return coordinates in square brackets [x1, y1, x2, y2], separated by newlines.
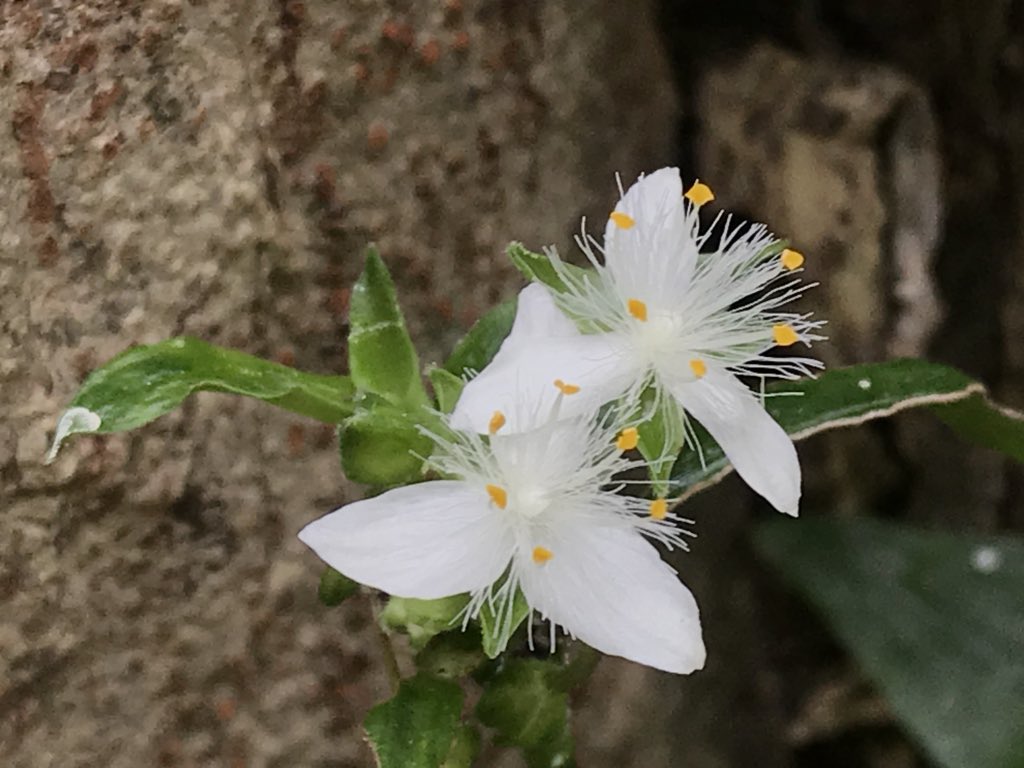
[452, 168, 824, 516]
[299, 406, 705, 675]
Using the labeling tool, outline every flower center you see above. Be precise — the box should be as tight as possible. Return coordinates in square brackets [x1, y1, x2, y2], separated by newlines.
[510, 485, 551, 520]
[631, 309, 683, 365]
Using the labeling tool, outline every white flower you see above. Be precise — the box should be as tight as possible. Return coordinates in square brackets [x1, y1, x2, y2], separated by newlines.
[451, 168, 824, 516]
[299, 407, 705, 675]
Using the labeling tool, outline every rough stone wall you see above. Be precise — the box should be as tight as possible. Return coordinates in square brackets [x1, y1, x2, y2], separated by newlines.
[1, 1, 676, 766]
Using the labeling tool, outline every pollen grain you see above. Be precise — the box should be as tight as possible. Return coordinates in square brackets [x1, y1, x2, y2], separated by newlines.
[554, 379, 581, 395]
[532, 546, 554, 564]
[649, 498, 668, 520]
[627, 298, 648, 322]
[780, 248, 805, 271]
[609, 211, 636, 229]
[616, 427, 639, 451]
[772, 324, 800, 347]
[685, 180, 715, 206]
[486, 484, 508, 509]
[488, 410, 506, 435]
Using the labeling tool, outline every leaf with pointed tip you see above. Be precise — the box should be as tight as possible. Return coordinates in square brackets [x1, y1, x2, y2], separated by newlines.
[755, 518, 1024, 768]
[48, 337, 355, 461]
[478, 589, 530, 659]
[428, 366, 466, 414]
[443, 299, 516, 379]
[669, 359, 1024, 500]
[349, 247, 428, 407]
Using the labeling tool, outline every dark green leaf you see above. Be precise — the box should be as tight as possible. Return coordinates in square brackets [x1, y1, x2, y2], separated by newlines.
[507, 242, 591, 295]
[48, 337, 355, 461]
[349, 246, 428, 407]
[364, 673, 465, 768]
[428, 366, 466, 414]
[318, 567, 359, 606]
[380, 595, 469, 650]
[476, 658, 574, 768]
[755, 518, 1024, 768]
[669, 359, 1024, 498]
[479, 589, 530, 659]
[416, 628, 487, 679]
[339, 404, 433, 486]
[443, 299, 516, 378]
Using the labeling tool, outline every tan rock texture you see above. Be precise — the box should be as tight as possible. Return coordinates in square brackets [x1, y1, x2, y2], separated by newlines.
[1, 1, 675, 766]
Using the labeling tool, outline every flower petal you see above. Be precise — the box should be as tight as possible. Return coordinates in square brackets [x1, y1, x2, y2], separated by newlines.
[451, 285, 637, 433]
[669, 367, 801, 515]
[517, 520, 705, 674]
[298, 480, 514, 598]
[603, 168, 697, 306]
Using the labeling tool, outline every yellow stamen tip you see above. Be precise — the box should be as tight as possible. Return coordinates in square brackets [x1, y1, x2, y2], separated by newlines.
[781, 248, 805, 271]
[488, 410, 506, 435]
[649, 498, 668, 520]
[685, 180, 715, 206]
[532, 546, 554, 564]
[773, 324, 800, 347]
[627, 298, 648, 322]
[689, 358, 707, 379]
[609, 211, 636, 229]
[486, 484, 508, 509]
[616, 427, 639, 452]
[554, 379, 580, 395]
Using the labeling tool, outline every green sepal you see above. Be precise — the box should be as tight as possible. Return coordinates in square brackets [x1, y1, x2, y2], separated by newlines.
[479, 588, 531, 659]
[428, 366, 466, 414]
[338, 400, 434, 486]
[348, 246, 428, 407]
[444, 299, 516, 378]
[380, 594, 469, 650]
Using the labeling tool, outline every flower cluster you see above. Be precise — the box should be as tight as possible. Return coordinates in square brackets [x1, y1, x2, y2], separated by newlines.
[300, 168, 822, 674]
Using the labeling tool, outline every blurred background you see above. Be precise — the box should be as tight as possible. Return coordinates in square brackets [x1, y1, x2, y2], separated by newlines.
[2, 1, 1022, 766]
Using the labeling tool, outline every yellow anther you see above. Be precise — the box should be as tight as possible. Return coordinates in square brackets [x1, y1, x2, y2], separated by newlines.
[488, 410, 506, 435]
[649, 498, 668, 520]
[609, 211, 636, 229]
[685, 180, 715, 206]
[532, 546, 554, 564]
[773, 324, 800, 347]
[486, 484, 508, 509]
[627, 298, 648, 322]
[689, 358, 707, 379]
[781, 248, 805, 271]
[554, 379, 580, 395]
[616, 427, 639, 451]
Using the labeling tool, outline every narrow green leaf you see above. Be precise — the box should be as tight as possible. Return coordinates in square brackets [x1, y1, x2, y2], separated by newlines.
[428, 366, 466, 414]
[416, 629, 487, 679]
[349, 246, 428, 407]
[380, 595, 469, 650]
[318, 567, 359, 606]
[476, 658, 574, 768]
[507, 242, 591, 295]
[669, 359, 1024, 499]
[339, 404, 433, 486]
[364, 673, 465, 768]
[479, 589, 531, 659]
[755, 518, 1024, 768]
[443, 299, 516, 378]
[48, 337, 355, 460]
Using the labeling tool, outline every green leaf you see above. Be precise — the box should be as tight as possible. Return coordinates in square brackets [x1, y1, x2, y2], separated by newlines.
[339, 403, 434, 486]
[416, 628, 487, 679]
[754, 518, 1024, 768]
[349, 246, 428, 407]
[444, 299, 516, 378]
[669, 359, 1024, 499]
[380, 595, 469, 650]
[441, 725, 480, 768]
[635, 389, 685, 495]
[428, 366, 466, 414]
[364, 673, 465, 768]
[479, 589, 531, 659]
[476, 658, 574, 768]
[318, 567, 359, 606]
[48, 337, 355, 461]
